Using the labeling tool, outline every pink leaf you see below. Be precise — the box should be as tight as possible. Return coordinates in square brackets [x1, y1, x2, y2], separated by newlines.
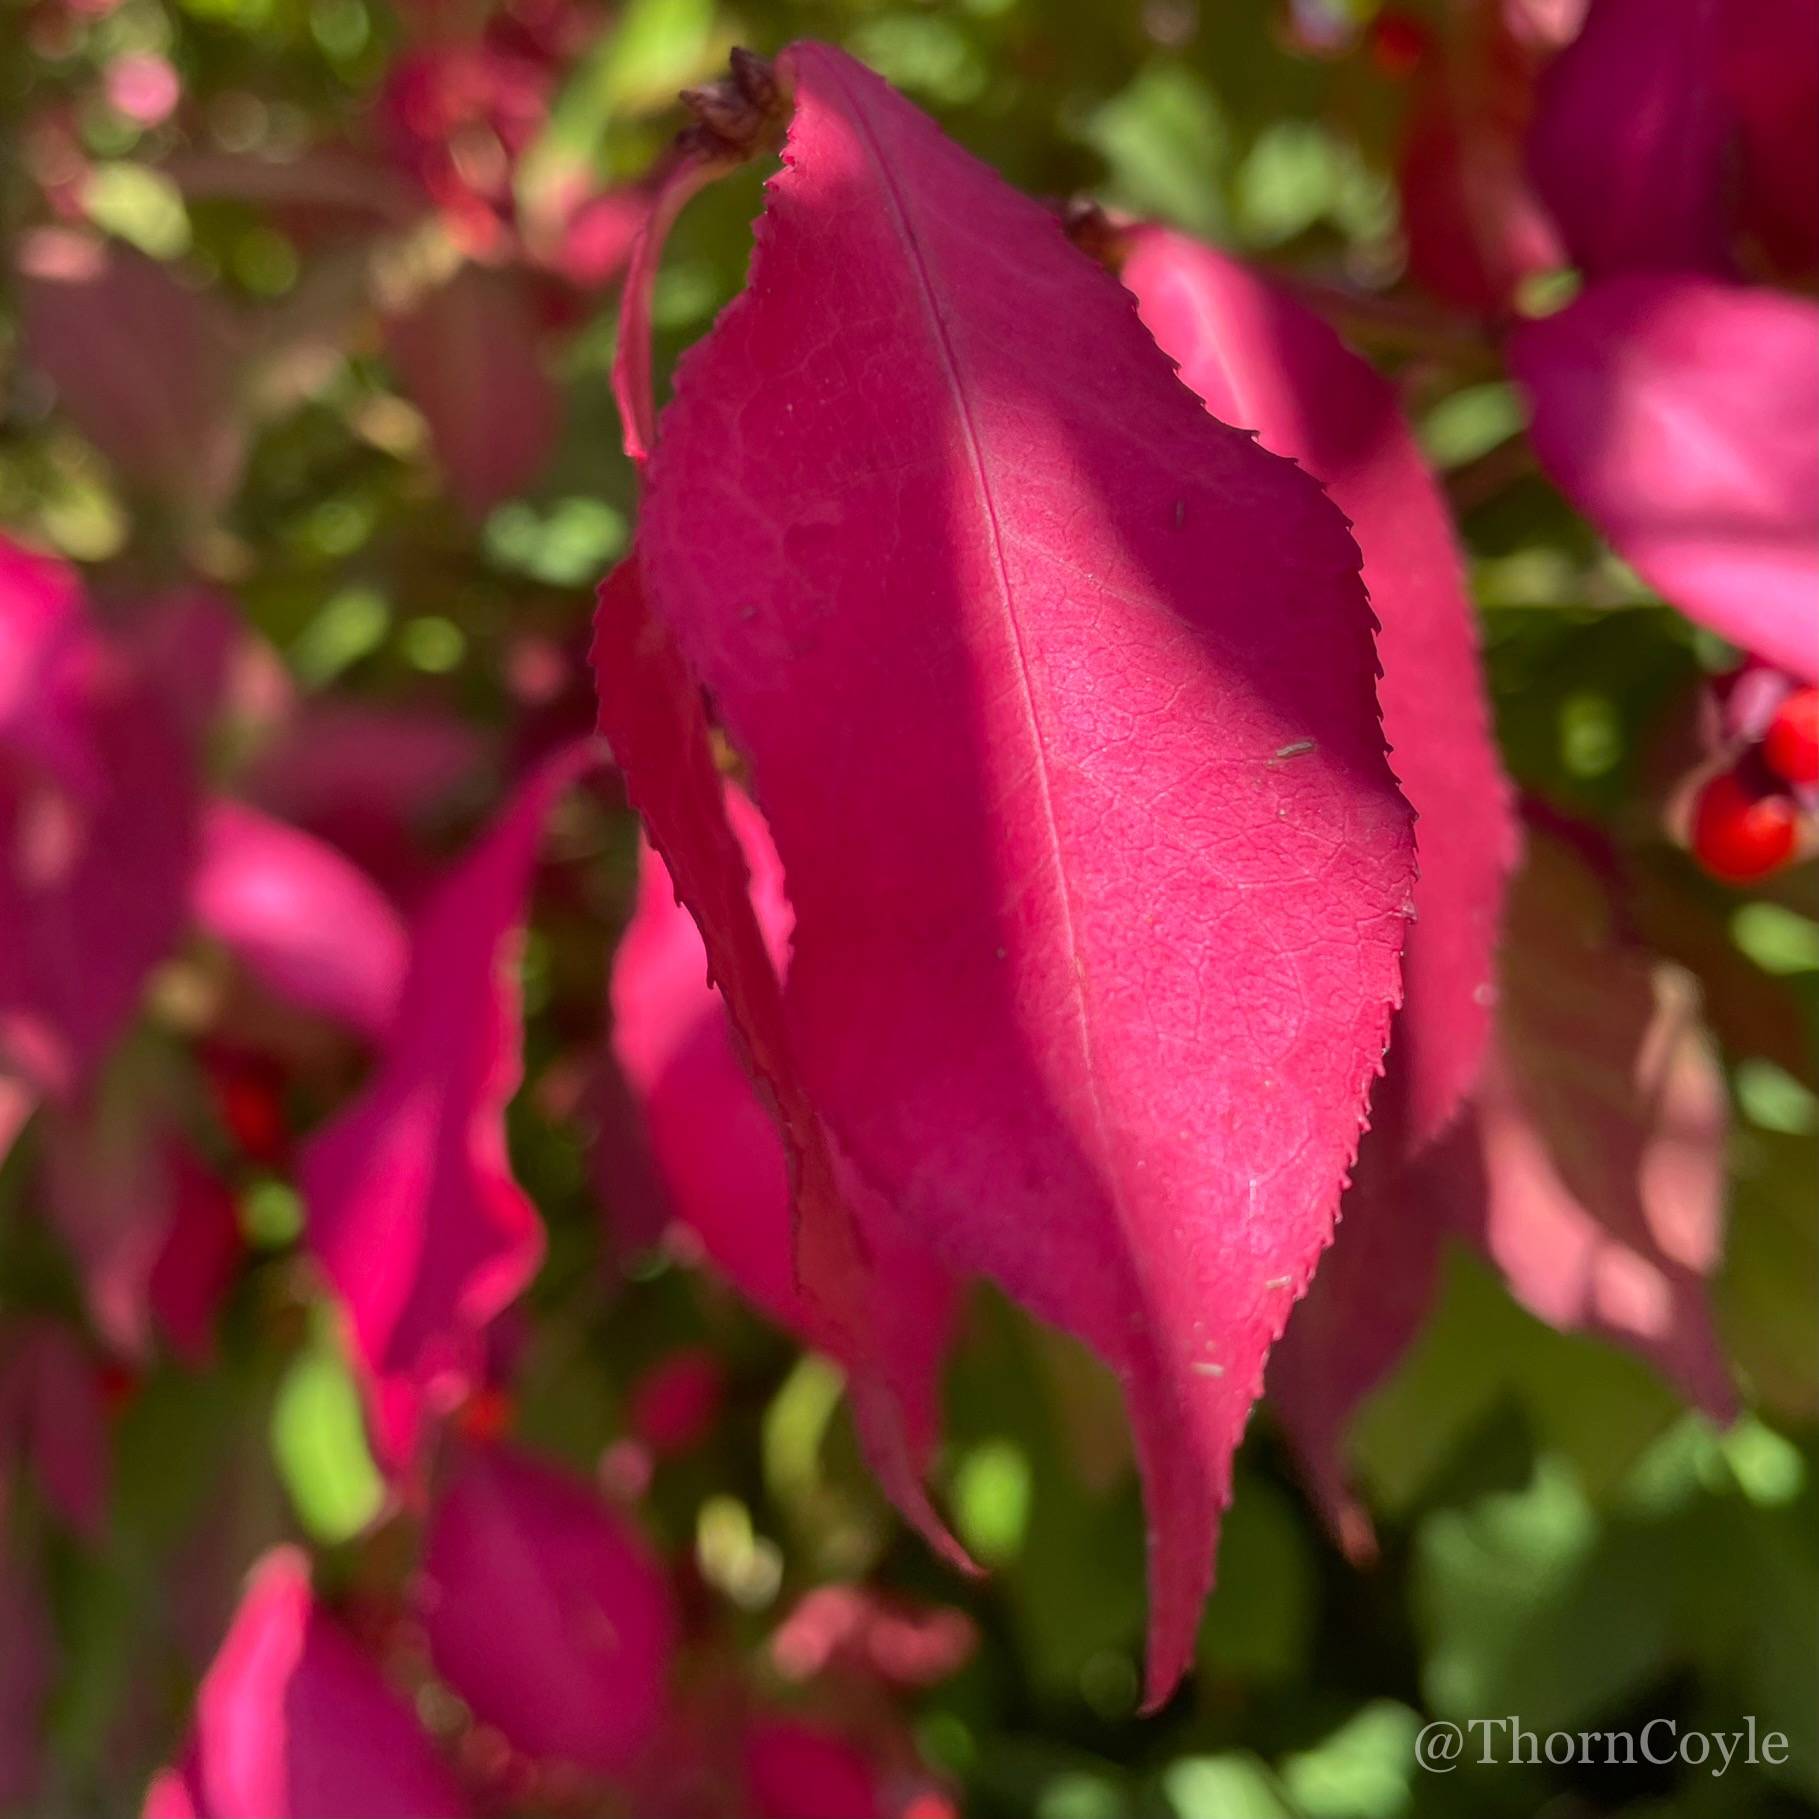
[1512, 276, 1819, 679]
[1526, 0, 1733, 278]
[300, 743, 592, 1470]
[0, 540, 197, 1098]
[611, 154, 725, 465]
[416, 1440, 675, 1778]
[610, 786, 956, 1467]
[636, 44, 1414, 1704]
[1122, 230, 1516, 1149]
[0, 1317, 109, 1536]
[176, 1548, 471, 1819]
[15, 231, 244, 509]
[191, 799, 408, 1041]
[385, 262, 559, 516]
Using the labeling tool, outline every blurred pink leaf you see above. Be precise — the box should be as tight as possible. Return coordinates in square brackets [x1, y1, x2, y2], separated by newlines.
[124, 589, 267, 750]
[167, 1548, 471, 1818]
[142, 1761, 203, 1819]
[1527, 0, 1819, 280]
[1512, 276, 1819, 678]
[1397, 7, 1561, 312]
[551, 186, 645, 290]
[246, 699, 489, 906]
[164, 147, 418, 232]
[634, 43, 1413, 1705]
[1123, 229, 1516, 1151]
[378, 42, 554, 257]
[385, 263, 558, 516]
[625, 1346, 723, 1457]
[103, 52, 181, 127]
[15, 231, 244, 510]
[416, 1440, 675, 1777]
[0, 539, 197, 1098]
[300, 743, 591, 1470]
[1723, 0, 1819, 278]
[0, 1317, 109, 1536]
[41, 1066, 240, 1360]
[610, 786, 958, 1471]
[769, 1584, 977, 1688]
[145, 1144, 243, 1365]
[1473, 833, 1737, 1416]
[741, 1718, 883, 1819]
[192, 799, 408, 1041]
[0, 1079, 32, 1176]
[1527, 0, 1733, 278]
[0, 538, 87, 777]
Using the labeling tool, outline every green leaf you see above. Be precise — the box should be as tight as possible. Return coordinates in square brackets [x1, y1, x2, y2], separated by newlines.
[953, 1437, 1033, 1566]
[1163, 1753, 1291, 1819]
[1414, 1455, 1676, 1730]
[517, 0, 718, 208]
[1419, 383, 1526, 471]
[84, 165, 192, 260]
[1719, 1130, 1819, 1421]
[1730, 902, 1819, 976]
[270, 1324, 384, 1543]
[1352, 1248, 1681, 1515]
[1081, 64, 1231, 238]
[1278, 1702, 1422, 1819]
[1197, 1472, 1314, 1684]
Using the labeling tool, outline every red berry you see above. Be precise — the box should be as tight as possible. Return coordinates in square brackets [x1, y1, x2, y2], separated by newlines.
[1690, 771, 1798, 881]
[1762, 686, 1819, 788]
